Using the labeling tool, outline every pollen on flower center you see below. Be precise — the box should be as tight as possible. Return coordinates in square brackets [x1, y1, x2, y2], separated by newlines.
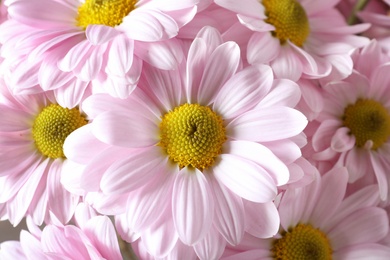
[342, 99, 390, 150]
[262, 0, 310, 47]
[159, 103, 227, 171]
[271, 223, 332, 260]
[32, 104, 88, 159]
[76, 0, 137, 29]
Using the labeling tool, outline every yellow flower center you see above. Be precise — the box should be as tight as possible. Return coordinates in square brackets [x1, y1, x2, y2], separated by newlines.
[262, 0, 310, 47]
[272, 224, 333, 260]
[32, 104, 88, 159]
[159, 103, 226, 170]
[76, 0, 137, 29]
[342, 99, 390, 150]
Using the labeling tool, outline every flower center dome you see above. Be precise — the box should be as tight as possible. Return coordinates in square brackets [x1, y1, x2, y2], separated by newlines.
[262, 0, 310, 47]
[76, 0, 137, 29]
[342, 99, 390, 150]
[32, 104, 88, 159]
[271, 223, 332, 260]
[159, 103, 226, 170]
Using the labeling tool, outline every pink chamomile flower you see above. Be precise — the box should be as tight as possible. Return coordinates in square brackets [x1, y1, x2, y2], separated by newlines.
[221, 167, 390, 260]
[0, 0, 199, 107]
[63, 26, 308, 259]
[215, 0, 370, 82]
[0, 80, 87, 225]
[312, 40, 390, 201]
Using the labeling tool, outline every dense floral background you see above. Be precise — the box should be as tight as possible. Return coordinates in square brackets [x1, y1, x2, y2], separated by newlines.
[1, 0, 390, 259]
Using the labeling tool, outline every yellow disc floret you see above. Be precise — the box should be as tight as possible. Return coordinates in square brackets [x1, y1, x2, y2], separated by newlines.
[159, 103, 226, 170]
[272, 223, 333, 260]
[32, 104, 88, 159]
[262, 0, 310, 47]
[342, 99, 390, 150]
[76, 0, 137, 29]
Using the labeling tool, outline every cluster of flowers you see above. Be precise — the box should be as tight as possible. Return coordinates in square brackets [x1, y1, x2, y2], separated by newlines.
[1, 0, 390, 259]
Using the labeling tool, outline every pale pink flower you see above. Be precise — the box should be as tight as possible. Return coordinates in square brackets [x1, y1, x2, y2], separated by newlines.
[312, 40, 390, 201]
[64, 26, 308, 259]
[0, 0, 198, 107]
[0, 80, 86, 225]
[215, 0, 370, 81]
[0, 214, 122, 259]
[222, 167, 390, 260]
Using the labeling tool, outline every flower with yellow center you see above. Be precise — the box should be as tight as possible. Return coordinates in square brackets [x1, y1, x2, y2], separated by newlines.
[262, 0, 310, 47]
[32, 104, 88, 159]
[342, 99, 390, 150]
[271, 224, 332, 260]
[159, 103, 227, 171]
[76, 0, 137, 29]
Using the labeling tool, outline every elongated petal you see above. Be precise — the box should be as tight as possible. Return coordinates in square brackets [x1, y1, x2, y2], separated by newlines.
[228, 107, 307, 142]
[172, 168, 214, 245]
[213, 154, 277, 203]
[194, 226, 226, 260]
[101, 146, 166, 194]
[244, 201, 279, 238]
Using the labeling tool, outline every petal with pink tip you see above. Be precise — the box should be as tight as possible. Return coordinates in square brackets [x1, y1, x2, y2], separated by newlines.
[213, 154, 277, 203]
[172, 168, 214, 245]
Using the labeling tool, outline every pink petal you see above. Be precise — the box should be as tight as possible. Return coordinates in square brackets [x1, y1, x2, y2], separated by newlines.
[47, 160, 78, 224]
[101, 146, 167, 194]
[172, 168, 214, 245]
[0, 106, 31, 132]
[329, 207, 388, 250]
[0, 241, 26, 259]
[213, 154, 277, 203]
[257, 79, 301, 108]
[270, 45, 303, 81]
[106, 34, 134, 77]
[193, 226, 226, 260]
[227, 107, 307, 142]
[312, 119, 340, 152]
[86, 25, 120, 45]
[58, 40, 92, 72]
[53, 79, 90, 109]
[20, 230, 46, 258]
[244, 201, 279, 238]
[370, 152, 389, 201]
[198, 42, 240, 105]
[209, 175, 245, 245]
[121, 9, 178, 41]
[330, 127, 356, 152]
[214, 0, 265, 19]
[141, 215, 179, 258]
[213, 64, 273, 119]
[92, 110, 158, 148]
[83, 216, 122, 260]
[344, 148, 369, 183]
[126, 168, 174, 232]
[225, 140, 289, 186]
[310, 167, 348, 229]
[334, 244, 390, 259]
[134, 38, 183, 70]
[247, 32, 279, 64]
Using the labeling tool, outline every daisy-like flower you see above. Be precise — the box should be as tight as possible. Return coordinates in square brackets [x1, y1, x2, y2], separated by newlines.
[222, 167, 390, 260]
[0, 80, 87, 225]
[63, 26, 308, 259]
[0, 212, 123, 259]
[0, 0, 198, 107]
[215, 0, 370, 81]
[312, 40, 390, 200]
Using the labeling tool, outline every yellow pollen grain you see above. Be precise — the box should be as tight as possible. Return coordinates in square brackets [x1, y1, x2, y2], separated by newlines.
[76, 0, 137, 29]
[271, 223, 333, 260]
[159, 103, 226, 171]
[262, 0, 310, 47]
[32, 104, 88, 159]
[342, 99, 390, 150]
